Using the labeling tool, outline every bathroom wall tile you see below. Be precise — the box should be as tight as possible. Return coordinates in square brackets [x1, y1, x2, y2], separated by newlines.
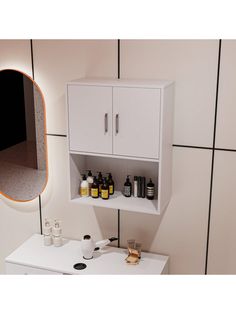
[215, 40, 236, 149]
[41, 136, 118, 242]
[120, 147, 212, 274]
[33, 40, 117, 135]
[0, 40, 32, 76]
[0, 39, 40, 274]
[120, 40, 218, 147]
[0, 196, 40, 274]
[207, 151, 236, 274]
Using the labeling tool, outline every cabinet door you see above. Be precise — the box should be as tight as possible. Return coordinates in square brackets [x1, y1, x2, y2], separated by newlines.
[113, 87, 161, 159]
[68, 85, 112, 154]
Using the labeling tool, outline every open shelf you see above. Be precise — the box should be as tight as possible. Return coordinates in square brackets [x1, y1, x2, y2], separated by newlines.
[69, 153, 160, 215]
[71, 191, 159, 215]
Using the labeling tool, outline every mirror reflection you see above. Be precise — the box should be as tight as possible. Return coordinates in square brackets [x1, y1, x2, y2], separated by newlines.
[0, 69, 47, 201]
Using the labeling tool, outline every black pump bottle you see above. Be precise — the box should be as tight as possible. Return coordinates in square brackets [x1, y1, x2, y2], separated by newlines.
[124, 175, 132, 197]
[106, 172, 114, 195]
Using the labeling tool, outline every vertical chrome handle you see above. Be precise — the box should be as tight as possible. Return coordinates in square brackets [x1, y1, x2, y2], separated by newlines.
[115, 114, 119, 134]
[104, 113, 108, 133]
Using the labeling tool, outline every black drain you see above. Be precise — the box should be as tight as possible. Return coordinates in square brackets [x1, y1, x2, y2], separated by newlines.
[73, 263, 87, 270]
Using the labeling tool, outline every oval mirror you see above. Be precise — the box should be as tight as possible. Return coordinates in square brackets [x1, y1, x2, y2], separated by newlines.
[0, 69, 47, 201]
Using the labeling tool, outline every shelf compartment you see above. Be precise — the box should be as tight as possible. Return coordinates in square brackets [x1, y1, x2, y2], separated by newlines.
[69, 153, 159, 215]
[71, 191, 159, 215]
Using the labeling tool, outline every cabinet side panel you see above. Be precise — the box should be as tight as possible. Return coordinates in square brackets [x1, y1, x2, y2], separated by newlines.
[158, 84, 174, 212]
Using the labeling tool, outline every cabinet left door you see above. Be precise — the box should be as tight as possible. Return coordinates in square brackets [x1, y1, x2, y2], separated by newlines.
[68, 85, 113, 154]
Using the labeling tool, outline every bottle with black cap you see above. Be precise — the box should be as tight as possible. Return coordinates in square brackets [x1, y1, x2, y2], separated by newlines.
[123, 175, 132, 197]
[106, 172, 114, 195]
[146, 178, 155, 200]
[97, 171, 103, 196]
[91, 176, 99, 199]
[101, 178, 109, 200]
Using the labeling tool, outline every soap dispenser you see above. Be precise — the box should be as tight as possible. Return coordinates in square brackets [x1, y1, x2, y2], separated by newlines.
[97, 172, 103, 196]
[101, 177, 109, 200]
[86, 170, 93, 196]
[124, 175, 132, 197]
[80, 174, 89, 197]
[91, 176, 99, 199]
[106, 172, 114, 195]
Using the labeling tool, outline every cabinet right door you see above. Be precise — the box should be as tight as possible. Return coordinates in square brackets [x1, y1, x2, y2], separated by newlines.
[113, 87, 161, 159]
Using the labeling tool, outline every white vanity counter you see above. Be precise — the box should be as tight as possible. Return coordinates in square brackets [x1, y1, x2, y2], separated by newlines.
[5, 234, 169, 275]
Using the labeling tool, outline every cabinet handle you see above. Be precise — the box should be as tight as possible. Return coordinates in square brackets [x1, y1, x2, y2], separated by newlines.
[115, 114, 119, 134]
[104, 113, 108, 133]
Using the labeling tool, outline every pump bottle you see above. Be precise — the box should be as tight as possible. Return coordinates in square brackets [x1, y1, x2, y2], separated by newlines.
[101, 178, 109, 200]
[106, 173, 114, 195]
[86, 170, 93, 196]
[97, 172, 103, 196]
[91, 176, 99, 199]
[80, 174, 89, 197]
[124, 175, 132, 197]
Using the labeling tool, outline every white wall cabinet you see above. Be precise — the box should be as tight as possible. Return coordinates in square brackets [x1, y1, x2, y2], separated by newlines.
[67, 79, 174, 215]
[113, 87, 161, 159]
[68, 85, 113, 154]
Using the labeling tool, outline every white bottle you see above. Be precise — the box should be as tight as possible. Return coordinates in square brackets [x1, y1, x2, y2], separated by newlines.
[134, 176, 138, 197]
[80, 174, 89, 197]
[52, 220, 62, 247]
[43, 219, 52, 246]
[86, 170, 94, 196]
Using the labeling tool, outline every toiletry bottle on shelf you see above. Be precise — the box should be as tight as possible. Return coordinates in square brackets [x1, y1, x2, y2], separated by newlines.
[124, 175, 132, 197]
[86, 170, 93, 196]
[137, 176, 142, 198]
[52, 220, 62, 247]
[97, 172, 103, 196]
[134, 176, 138, 197]
[91, 176, 99, 199]
[80, 174, 89, 197]
[101, 178, 109, 200]
[146, 178, 155, 200]
[43, 218, 52, 246]
[106, 172, 114, 196]
[141, 177, 146, 198]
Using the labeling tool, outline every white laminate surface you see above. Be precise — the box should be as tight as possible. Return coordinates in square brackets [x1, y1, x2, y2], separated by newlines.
[5, 234, 169, 275]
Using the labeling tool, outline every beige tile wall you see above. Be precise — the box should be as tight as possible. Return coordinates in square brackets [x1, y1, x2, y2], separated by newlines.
[0, 40, 39, 274]
[120, 40, 219, 147]
[1, 39, 235, 274]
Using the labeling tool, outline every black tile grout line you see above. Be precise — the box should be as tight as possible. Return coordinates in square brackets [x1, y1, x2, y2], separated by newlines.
[46, 133, 67, 137]
[117, 39, 121, 248]
[118, 39, 120, 79]
[39, 195, 43, 235]
[173, 144, 213, 150]
[30, 40, 35, 80]
[205, 39, 222, 275]
[215, 147, 236, 153]
[118, 209, 120, 248]
[174, 144, 236, 153]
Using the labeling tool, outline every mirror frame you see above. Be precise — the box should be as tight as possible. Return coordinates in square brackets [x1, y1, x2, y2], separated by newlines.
[0, 68, 48, 202]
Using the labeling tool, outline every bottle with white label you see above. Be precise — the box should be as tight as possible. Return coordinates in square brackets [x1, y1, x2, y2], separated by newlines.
[52, 220, 62, 247]
[43, 218, 52, 246]
[86, 170, 93, 196]
[133, 176, 138, 197]
[146, 178, 155, 200]
[80, 174, 89, 197]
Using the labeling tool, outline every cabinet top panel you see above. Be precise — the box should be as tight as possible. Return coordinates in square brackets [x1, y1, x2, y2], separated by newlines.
[67, 78, 174, 89]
